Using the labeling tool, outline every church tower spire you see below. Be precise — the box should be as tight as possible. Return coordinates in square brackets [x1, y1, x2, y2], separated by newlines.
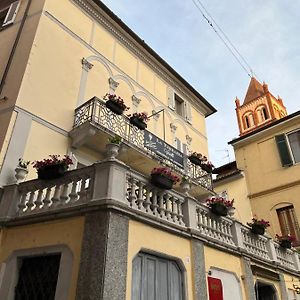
[235, 77, 288, 136]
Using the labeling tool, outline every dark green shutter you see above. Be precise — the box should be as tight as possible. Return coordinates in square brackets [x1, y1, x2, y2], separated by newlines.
[275, 134, 293, 167]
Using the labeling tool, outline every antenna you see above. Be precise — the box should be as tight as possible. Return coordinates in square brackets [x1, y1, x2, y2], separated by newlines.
[216, 149, 230, 163]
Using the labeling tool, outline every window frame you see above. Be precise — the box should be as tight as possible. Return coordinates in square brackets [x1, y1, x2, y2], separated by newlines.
[0, 1, 20, 29]
[0, 245, 73, 300]
[286, 128, 300, 165]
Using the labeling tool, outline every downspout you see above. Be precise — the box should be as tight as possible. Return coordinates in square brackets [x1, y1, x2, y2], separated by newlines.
[0, 0, 32, 99]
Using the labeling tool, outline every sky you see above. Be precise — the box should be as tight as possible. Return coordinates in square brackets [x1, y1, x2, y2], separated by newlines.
[101, 0, 300, 167]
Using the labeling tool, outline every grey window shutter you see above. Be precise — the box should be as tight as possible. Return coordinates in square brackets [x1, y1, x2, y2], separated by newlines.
[275, 134, 293, 167]
[175, 138, 182, 151]
[185, 102, 192, 124]
[182, 143, 187, 154]
[2, 1, 20, 27]
[168, 87, 175, 110]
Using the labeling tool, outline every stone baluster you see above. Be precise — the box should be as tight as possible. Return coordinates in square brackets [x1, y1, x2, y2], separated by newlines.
[0, 184, 21, 221]
[151, 190, 158, 216]
[35, 189, 44, 209]
[51, 185, 61, 207]
[60, 183, 70, 203]
[158, 192, 165, 218]
[18, 191, 28, 213]
[26, 191, 36, 211]
[69, 180, 79, 203]
[177, 198, 184, 225]
[43, 187, 52, 208]
[170, 196, 177, 222]
[128, 177, 137, 208]
[165, 194, 171, 220]
[136, 181, 144, 210]
[266, 238, 279, 263]
[144, 188, 151, 212]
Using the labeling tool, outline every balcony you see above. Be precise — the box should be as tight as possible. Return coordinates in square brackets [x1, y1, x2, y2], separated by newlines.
[69, 97, 213, 197]
[0, 159, 299, 275]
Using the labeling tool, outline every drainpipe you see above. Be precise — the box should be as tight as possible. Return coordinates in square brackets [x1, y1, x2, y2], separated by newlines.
[0, 0, 32, 100]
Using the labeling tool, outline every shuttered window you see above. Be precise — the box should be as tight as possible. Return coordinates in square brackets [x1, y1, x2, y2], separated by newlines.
[275, 134, 293, 167]
[277, 205, 300, 246]
[132, 253, 184, 300]
[287, 130, 300, 163]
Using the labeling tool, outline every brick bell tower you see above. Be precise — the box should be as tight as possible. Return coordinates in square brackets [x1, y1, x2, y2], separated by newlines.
[235, 77, 288, 136]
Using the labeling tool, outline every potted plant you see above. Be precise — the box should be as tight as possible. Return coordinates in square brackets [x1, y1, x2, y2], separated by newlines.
[104, 93, 129, 115]
[106, 135, 122, 159]
[15, 158, 30, 183]
[247, 218, 270, 235]
[206, 196, 234, 217]
[276, 234, 295, 249]
[188, 152, 214, 173]
[128, 112, 148, 130]
[33, 155, 73, 180]
[150, 167, 180, 190]
[188, 152, 203, 166]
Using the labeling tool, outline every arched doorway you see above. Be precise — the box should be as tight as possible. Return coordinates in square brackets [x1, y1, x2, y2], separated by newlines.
[131, 252, 184, 300]
[255, 281, 278, 300]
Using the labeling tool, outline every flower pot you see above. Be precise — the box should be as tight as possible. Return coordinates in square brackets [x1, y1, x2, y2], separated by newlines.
[129, 116, 147, 130]
[105, 100, 125, 115]
[151, 174, 174, 190]
[15, 167, 28, 183]
[37, 164, 66, 180]
[200, 163, 213, 173]
[188, 155, 202, 166]
[251, 224, 265, 235]
[210, 203, 228, 216]
[280, 240, 292, 249]
[106, 143, 120, 159]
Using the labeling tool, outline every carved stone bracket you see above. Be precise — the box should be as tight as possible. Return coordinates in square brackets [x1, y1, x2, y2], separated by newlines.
[170, 123, 177, 134]
[132, 95, 141, 107]
[186, 135, 192, 145]
[81, 58, 94, 71]
[108, 77, 119, 92]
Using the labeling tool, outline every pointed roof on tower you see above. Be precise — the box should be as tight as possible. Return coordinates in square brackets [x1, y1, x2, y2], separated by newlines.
[243, 77, 265, 104]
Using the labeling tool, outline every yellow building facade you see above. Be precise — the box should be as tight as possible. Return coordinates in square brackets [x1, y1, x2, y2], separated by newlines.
[0, 1, 299, 299]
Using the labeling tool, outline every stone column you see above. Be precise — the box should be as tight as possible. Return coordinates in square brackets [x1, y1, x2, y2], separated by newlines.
[191, 240, 208, 300]
[76, 211, 129, 300]
[241, 257, 256, 300]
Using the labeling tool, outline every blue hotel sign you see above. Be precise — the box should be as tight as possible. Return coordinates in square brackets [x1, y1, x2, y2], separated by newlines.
[144, 131, 184, 168]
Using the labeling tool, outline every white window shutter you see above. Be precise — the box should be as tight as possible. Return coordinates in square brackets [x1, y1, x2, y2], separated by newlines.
[174, 138, 182, 151]
[185, 101, 192, 124]
[2, 1, 20, 27]
[182, 143, 187, 154]
[168, 87, 175, 110]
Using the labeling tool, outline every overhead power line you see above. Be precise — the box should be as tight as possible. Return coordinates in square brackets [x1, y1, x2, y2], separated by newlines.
[191, 0, 258, 79]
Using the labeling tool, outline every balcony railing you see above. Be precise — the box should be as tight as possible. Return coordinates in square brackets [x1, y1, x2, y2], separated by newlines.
[0, 160, 300, 274]
[72, 97, 213, 191]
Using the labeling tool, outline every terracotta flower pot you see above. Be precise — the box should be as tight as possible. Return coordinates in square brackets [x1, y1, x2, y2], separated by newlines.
[129, 116, 147, 130]
[210, 203, 228, 216]
[105, 100, 125, 115]
[37, 164, 66, 180]
[151, 174, 174, 190]
[188, 155, 202, 166]
[280, 240, 292, 249]
[251, 224, 265, 235]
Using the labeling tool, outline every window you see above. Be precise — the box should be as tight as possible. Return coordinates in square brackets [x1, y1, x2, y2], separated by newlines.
[277, 205, 300, 246]
[175, 94, 184, 117]
[132, 252, 184, 300]
[287, 130, 300, 163]
[275, 130, 300, 166]
[0, 1, 20, 28]
[174, 137, 187, 154]
[15, 254, 61, 300]
[168, 88, 192, 123]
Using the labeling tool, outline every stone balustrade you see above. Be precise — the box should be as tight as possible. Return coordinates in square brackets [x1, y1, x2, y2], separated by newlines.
[0, 159, 299, 274]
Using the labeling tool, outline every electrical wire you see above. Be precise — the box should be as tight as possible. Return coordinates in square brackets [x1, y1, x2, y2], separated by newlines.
[191, 0, 258, 79]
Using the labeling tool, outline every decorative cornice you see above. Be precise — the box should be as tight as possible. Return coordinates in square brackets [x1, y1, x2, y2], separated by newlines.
[81, 57, 94, 71]
[72, 0, 211, 115]
[108, 77, 119, 92]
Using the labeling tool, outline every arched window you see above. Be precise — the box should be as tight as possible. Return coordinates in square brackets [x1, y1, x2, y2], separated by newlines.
[132, 252, 184, 300]
[261, 107, 268, 120]
[245, 115, 250, 128]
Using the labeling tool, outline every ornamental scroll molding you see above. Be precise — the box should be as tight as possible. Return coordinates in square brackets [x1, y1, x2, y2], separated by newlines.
[108, 77, 119, 92]
[73, 0, 208, 114]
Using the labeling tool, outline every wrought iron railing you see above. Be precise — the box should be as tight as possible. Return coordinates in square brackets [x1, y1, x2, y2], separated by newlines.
[73, 97, 213, 191]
